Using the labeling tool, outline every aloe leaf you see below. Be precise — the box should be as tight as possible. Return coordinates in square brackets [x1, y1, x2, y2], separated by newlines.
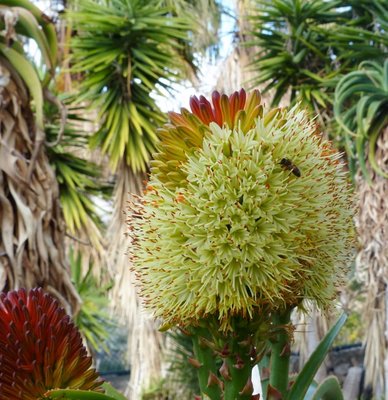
[383, 59, 388, 92]
[368, 116, 388, 179]
[286, 313, 347, 400]
[0, 44, 44, 130]
[303, 380, 318, 400]
[355, 132, 370, 183]
[44, 389, 116, 400]
[0, 0, 57, 66]
[310, 376, 344, 400]
[102, 383, 128, 400]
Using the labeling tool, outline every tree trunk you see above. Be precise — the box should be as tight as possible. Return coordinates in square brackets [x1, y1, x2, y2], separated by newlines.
[293, 305, 329, 382]
[356, 126, 388, 397]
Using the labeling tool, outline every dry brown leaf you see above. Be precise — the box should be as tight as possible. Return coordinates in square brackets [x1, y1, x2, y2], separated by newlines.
[356, 126, 388, 394]
[0, 58, 79, 314]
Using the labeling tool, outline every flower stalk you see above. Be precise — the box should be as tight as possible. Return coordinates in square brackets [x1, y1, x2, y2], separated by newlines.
[268, 308, 293, 399]
[222, 341, 253, 400]
[190, 324, 257, 400]
[191, 327, 222, 399]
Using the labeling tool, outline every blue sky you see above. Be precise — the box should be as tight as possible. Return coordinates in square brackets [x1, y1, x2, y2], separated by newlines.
[154, 0, 237, 112]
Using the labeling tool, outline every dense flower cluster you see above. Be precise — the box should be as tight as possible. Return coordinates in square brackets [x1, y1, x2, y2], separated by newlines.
[0, 288, 103, 399]
[130, 90, 354, 330]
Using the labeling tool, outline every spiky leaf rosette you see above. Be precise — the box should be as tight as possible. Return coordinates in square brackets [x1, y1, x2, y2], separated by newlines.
[130, 90, 354, 331]
[0, 288, 103, 399]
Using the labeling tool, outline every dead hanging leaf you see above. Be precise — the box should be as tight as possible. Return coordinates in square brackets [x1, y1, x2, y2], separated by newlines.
[17, 110, 31, 145]
[8, 182, 36, 253]
[0, 109, 15, 137]
[0, 191, 15, 267]
[0, 60, 79, 312]
[356, 126, 388, 391]
[36, 214, 49, 265]
[0, 146, 24, 182]
[0, 261, 7, 290]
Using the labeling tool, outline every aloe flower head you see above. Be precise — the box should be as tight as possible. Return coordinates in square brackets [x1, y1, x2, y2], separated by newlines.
[0, 288, 103, 399]
[130, 89, 354, 331]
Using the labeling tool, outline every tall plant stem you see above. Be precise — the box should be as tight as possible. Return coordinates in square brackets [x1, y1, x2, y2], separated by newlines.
[269, 308, 292, 399]
[191, 325, 255, 399]
[223, 343, 253, 400]
[191, 327, 222, 400]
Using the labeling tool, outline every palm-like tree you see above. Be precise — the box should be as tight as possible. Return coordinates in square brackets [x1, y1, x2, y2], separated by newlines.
[0, 1, 80, 312]
[335, 59, 388, 398]
[247, 0, 387, 117]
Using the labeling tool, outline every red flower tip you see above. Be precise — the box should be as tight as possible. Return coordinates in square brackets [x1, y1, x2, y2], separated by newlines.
[188, 89, 259, 130]
[0, 288, 104, 400]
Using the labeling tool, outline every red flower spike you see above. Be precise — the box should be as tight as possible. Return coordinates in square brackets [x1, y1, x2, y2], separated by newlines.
[189, 95, 201, 117]
[238, 88, 246, 108]
[229, 91, 239, 121]
[187, 89, 260, 132]
[211, 91, 223, 125]
[0, 288, 103, 400]
[199, 103, 214, 125]
[220, 94, 232, 127]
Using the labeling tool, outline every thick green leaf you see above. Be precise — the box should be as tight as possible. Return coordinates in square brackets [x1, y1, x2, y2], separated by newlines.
[355, 131, 370, 184]
[1, 0, 58, 70]
[303, 380, 318, 400]
[44, 389, 116, 400]
[310, 376, 343, 400]
[12, 6, 55, 73]
[368, 116, 388, 179]
[102, 383, 128, 400]
[286, 313, 347, 400]
[0, 44, 44, 129]
[334, 59, 388, 180]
